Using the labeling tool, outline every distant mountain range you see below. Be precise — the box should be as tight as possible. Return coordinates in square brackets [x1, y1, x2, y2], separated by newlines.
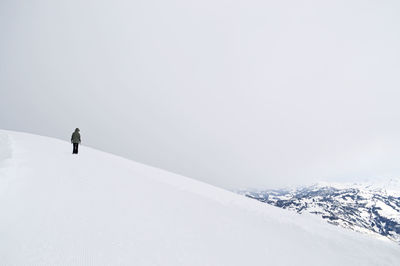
[237, 179, 400, 243]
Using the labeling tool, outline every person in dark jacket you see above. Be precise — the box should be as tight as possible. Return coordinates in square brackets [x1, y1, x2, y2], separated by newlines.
[71, 128, 81, 154]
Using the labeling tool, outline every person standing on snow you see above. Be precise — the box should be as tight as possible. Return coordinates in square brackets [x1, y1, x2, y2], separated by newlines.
[71, 128, 81, 154]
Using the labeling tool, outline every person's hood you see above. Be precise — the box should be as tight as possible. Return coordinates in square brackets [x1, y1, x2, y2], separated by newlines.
[74, 128, 80, 132]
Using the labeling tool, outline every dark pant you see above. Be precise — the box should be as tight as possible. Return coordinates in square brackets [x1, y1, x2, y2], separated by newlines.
[73, 143, 79, 154]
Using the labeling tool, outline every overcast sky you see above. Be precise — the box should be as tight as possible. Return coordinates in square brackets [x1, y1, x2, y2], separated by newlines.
[1, 0, 400, 189]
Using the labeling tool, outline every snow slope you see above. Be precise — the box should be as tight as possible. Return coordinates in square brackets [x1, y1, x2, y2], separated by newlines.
[0, 130, 399, 265]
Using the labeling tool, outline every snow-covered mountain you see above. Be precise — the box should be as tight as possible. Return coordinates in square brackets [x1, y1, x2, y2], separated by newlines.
[238, 180, 400, 244]
[1, 130, 399, 265]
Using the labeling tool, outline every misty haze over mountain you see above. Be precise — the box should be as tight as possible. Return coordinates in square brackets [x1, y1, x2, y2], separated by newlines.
[1, 0, 400, 189]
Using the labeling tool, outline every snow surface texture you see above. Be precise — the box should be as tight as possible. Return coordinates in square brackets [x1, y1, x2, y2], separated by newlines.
[0, 130, 399, 265]
[238, 180, 400, 244]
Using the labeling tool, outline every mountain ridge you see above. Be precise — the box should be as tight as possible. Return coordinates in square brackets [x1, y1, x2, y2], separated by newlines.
[1, 130, 399, 265]
[238, 180, 400, 244]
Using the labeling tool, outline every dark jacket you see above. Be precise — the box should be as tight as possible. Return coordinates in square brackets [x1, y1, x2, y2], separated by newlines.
[71, 129, 81, 144]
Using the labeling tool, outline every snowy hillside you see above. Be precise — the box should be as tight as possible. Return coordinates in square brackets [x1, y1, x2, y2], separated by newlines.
[0, 130, 399, 265]
[238, 181, 400, 244]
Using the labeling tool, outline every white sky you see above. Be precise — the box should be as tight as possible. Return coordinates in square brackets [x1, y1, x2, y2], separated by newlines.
[1, 0, 400, 189]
